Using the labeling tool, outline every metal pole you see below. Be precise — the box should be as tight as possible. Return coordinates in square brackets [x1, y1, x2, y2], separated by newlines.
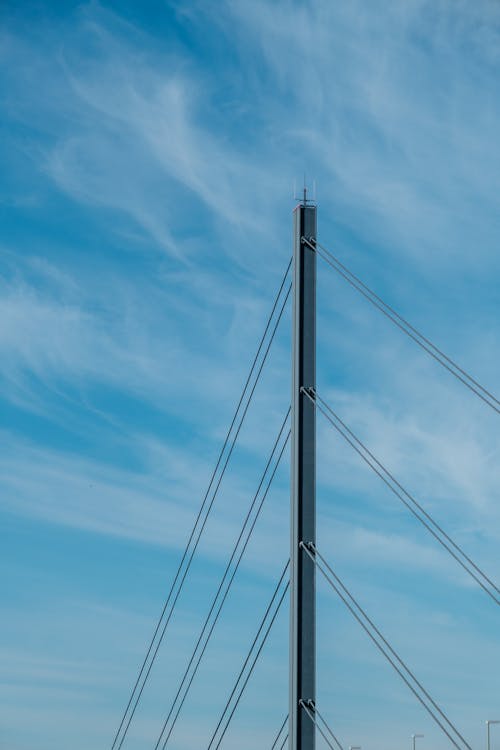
[289, 194, 317, 750]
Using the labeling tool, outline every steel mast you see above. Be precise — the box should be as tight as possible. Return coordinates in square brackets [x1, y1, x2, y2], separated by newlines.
[289, 191, 317, 750]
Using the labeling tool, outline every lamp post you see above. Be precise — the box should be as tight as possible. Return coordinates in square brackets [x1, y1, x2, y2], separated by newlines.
[487, 720, 500, 750]
[412, 733, 424, 750]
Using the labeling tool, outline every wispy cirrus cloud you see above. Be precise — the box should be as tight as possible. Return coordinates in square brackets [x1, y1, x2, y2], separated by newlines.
[0, 248, 289, 426]
[1, 3, 500, 749]
[225, 0, 500, 272]
[2, 5, 288, 264]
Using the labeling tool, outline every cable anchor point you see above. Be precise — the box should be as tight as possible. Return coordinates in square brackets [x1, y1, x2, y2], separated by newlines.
[300, 385, 316, 399]
[301, 235, 317, 247]
[299, 540, 316, 554]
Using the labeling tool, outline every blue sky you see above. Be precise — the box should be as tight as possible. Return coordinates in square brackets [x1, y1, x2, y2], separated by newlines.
[1, 1, 499, 749]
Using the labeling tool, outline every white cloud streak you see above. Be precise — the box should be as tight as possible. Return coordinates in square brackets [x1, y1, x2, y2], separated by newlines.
[1, 4, 500, 748]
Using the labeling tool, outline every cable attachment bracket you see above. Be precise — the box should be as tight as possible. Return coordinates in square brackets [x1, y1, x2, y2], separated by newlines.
[300, 385, 316, 400]
[299, 540, 316, 555]
[301, 235, 317, 248]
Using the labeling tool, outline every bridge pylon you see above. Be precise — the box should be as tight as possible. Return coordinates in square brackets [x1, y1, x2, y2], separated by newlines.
[289, 194, 317, 750]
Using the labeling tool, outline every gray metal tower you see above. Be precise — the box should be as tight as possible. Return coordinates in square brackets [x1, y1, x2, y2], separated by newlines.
[289, 195, 317, 750]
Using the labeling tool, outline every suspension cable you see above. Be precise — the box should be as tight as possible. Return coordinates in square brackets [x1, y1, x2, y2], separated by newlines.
[211, 581, 290, 750]
[302, 237, 500, 416]
[312, 388, 499, 597]
[210, 573, 290, 749]
[207, 562, 289, 748]
[155, 426, 291, 750]
[315, 705, 345, 750]
[279, 734, 288, 750]
[111, 261, 292, 750]
[270, 715, 288, 750]
[300, 700, 337, 750]
[311, 543, 473, 749]
[303, 388, 499, 605]
[302, 543, 472, 750]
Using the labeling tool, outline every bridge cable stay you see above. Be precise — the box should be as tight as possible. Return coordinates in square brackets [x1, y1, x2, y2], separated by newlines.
[154, 425, 291, 750]
[302, 388, 499, 605]
[111, 260, 292, 750]
[300, 700, 343, 750]
[301, 543, 472, 750]
[208, 570, 290, 750]
[301, 237, 500, 416]
[206, 563, 289, 749]
[212, 582, 289, 750]
[111, 198, 498, 750]
[303, 702, 345, 750]
[311, 388, 499, 599]
[155, 424, 290, 750]
[317, 709, 344, 750]
[270, 715, 288, 750]
[305, 543, 472, 749]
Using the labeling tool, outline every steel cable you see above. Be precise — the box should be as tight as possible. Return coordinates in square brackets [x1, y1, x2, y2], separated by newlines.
[302, 543, 471, 750]
[111, 260, 291, 750]
[314, 239, 500, 407]
[300, 700, 337, 750]
[155, 426, 291, 750]
[270, 715, 288, 750]
[314, 705, 345, 750]
[303, 388, 499, 605]
[212, 580, 290, 750]
[207, 562, 289, 749]
[313, 388, 499, 597]
[310, 543, 473, 750]
[302, 237, 500, 416]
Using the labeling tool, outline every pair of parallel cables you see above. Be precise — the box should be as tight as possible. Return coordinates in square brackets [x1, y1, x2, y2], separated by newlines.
[153, 419, 290, 749]
[205, 561, 290, 750]
[265, 238, 500, 750]
[111, 260, 292, 750]
[114, 230, 500, 748]
[270, 704, 341, 750]
[303, 387, 499, 605]
[300, 235, 499, 604]
[303, 237, 500, 417]
[301, 543, 474, 750]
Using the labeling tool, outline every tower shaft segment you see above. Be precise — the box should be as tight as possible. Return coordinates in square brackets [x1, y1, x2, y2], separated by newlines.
[289, 199, 317, 750]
